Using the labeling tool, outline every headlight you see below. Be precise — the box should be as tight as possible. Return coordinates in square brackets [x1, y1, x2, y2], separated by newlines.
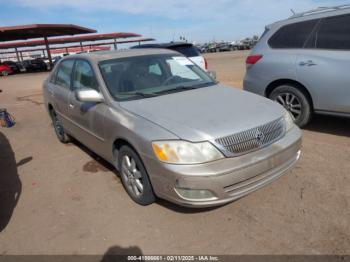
[284, 111, 294, 132]
[152, 140, 224, 164]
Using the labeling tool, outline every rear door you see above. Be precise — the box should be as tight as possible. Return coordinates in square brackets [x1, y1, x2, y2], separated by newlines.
[68, 59, 108, 155]
[296, 14, 350, 114]
[48, 59, 75, 131]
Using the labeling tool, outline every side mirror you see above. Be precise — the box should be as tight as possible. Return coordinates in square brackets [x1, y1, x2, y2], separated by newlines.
[208, 70, 217, 80]
[75, 89, 104, 103]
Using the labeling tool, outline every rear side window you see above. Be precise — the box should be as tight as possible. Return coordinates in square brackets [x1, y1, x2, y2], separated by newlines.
[269, 19, 319, 49]
[170, 46, 200, 57]
[55, 60, 74, 88]
[316, 14, 350, 50]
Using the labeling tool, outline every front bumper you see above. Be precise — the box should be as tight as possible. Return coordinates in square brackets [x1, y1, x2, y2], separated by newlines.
[142, 126, 302, 208]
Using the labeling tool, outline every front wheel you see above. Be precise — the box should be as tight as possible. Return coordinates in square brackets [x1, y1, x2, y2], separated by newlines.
[269, 85, 312, 127]
[118, 146, 156, 206]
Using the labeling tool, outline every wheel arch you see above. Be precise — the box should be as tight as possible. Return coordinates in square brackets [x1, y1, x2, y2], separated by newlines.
[265, 79, 314, 110]
[112, 138, 142, 170]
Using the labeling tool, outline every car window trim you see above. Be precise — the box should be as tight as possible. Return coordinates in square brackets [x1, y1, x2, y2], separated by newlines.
[313, 13, 350, 51]
[71, 58, 101, 93]
[54, 58, 76, 89]
[302, 18, 323, 49]
[268, 18, 320, 49]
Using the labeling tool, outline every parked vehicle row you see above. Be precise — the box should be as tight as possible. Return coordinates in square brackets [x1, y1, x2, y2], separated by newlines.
[0, 58, 48, 76]
[197, 37, 259, 53]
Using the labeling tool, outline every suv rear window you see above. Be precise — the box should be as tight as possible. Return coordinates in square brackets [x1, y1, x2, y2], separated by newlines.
[269, 19, 319, 49]
[316, 14, 350, 50]
[170, 46, 200, 57]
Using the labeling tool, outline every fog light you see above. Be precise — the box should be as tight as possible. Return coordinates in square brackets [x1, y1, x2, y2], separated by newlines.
[174, 188, 217, 201]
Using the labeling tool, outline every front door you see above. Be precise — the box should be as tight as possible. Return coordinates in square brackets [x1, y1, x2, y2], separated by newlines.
[68, 59, 109, 156]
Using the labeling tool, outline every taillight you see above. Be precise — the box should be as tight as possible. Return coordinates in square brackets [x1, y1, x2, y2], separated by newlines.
[246, 54, 263, 65]
[204, 57, 208, 70]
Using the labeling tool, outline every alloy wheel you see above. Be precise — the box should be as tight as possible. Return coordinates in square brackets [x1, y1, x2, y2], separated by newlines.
[121, 155, 144, 197]
[275, 93, 302, 121]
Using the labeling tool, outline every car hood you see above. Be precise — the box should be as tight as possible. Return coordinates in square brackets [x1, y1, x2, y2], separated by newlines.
[119, 84, 285, 142]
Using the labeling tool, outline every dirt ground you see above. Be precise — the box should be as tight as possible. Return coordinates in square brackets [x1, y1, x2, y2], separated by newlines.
[0, 51, 349, 255]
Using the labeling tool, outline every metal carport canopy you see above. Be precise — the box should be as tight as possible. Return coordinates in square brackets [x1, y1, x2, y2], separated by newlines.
[0, 38, 156, 56]
[0, 24, 96, 66]
[0, 32, 142, 49]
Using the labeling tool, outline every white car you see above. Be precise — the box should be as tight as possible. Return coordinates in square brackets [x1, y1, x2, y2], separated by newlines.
[131, 42, 208, 71]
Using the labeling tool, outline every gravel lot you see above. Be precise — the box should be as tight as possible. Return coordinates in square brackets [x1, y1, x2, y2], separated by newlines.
[0, 51, 349, 255]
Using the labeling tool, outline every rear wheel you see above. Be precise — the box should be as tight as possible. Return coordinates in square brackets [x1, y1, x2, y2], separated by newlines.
[117, 146, 156, 206]
[269, 85, 312, 127]
[50, 109, 71, 143]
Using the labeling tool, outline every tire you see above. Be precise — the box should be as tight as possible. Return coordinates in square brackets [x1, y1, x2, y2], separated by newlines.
[1, 71, 9, 76]
[50, 109, 71, 143]
[117, 146, 156, 206]
[269, 85, 312, 127]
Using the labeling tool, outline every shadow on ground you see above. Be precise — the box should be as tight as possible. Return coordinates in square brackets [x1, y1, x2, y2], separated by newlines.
[305, 114, 350, 137]
[0, 132, 27, 232]
[70, 139, 115, 174]
[101, 245, 143, 262]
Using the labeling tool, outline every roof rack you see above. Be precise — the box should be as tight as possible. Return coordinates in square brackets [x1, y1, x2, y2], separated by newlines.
[289, 4, 350, 19]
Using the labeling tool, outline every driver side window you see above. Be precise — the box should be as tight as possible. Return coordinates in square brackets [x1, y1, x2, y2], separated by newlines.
[73, 60, 99, 91]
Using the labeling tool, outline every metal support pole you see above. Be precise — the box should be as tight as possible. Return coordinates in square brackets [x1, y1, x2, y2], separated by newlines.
[65, 47, 69, 54]
[15, 47, 20, 62]
[20, 52, 23, 62]
[42, 50, 45, 58]
[114, 38, 118, 50]
[44, 36, 53, 69]
[80, 42, 83, 51]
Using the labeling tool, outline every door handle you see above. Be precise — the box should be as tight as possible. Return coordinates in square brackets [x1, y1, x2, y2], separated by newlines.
[69, 103, 75, 109]
[299, 60, 317, 67]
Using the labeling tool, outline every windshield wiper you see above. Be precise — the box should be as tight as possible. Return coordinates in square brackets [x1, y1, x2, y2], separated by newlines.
[155, 85, 198, 95]
[124, 92, 159, 98]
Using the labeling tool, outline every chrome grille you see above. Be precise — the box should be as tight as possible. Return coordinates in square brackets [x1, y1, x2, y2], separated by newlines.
[215, 117, 285, 156]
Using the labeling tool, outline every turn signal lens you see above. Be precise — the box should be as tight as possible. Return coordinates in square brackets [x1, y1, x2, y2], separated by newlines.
[152, 143, 179, 162]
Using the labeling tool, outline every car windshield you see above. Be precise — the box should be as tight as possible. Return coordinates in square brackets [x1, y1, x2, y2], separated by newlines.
[99, 54, 215, 101]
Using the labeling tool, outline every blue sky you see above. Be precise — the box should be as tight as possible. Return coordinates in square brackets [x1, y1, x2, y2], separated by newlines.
[0, 0, 349, 43]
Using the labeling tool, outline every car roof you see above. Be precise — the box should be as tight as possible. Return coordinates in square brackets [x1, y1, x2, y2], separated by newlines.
[64, 48, 180, 63]
[131, 42, 193, 49]
[267, 5, 350, 28]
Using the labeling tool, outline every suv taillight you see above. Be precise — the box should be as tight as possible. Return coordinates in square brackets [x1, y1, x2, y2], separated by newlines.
[204, 57, 208, 70]
[246, 54, 263, 65]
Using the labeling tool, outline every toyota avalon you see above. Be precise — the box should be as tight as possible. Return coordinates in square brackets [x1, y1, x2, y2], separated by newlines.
[43, 49, 301, 207]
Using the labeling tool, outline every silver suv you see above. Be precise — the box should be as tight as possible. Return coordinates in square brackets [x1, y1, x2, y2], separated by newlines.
[244, 5, 350, 127]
